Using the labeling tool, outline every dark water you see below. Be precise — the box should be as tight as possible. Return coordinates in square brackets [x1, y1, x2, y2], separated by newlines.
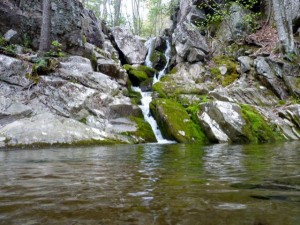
[0, 142, 300, 225]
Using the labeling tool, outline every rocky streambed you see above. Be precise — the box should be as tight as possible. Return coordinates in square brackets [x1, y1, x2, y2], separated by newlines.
[1, 0, 300, 148]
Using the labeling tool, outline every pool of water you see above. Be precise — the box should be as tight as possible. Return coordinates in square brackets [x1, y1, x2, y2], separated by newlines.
[0, 142, 299, 225]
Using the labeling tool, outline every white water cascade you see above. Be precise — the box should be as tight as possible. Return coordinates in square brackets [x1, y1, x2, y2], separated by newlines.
[132, 38, 174, 144]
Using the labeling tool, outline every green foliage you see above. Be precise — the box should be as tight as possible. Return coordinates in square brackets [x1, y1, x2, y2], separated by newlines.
[196, 0, 260, 32]
[240, 104, 284, 143]
[48, 40, 65, 57]
[0, 35, 7, 47]
[23, 34, 32, 48]
[26, 58, 59, 84]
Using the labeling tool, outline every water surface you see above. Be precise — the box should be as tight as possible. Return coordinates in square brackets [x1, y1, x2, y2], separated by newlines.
[0, 142, 300, 225]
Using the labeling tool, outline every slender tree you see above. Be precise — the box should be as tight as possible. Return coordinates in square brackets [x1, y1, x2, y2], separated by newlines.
[272, 0, 297, 54]
[39, 0, 51, 53]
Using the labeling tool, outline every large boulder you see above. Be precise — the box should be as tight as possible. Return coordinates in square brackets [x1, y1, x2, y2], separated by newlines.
[153, 62, 212, 101]
[197, 101, 248, 143]
[216, 3, 252, 43]
[254, 57, 289, 100]
[171, 0, 209, 63]
[197, 101, 286, 143]
[111, 27, 147, 64]
[150, 98, 207, 143]
[0, 54, 31, 87]
[0, 113, 119, 147]
[0, 0, 105, 52]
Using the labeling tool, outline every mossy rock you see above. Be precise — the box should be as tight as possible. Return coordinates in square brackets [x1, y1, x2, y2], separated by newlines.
[123, 64, 149, 86]
[240, 104, 285, 143]
[137, 65, 157, 77]
[150, 98, 207, 143]
[210, 55, 240, 87]
[150, 50, 167, 71]
[123, 116, 156, 143]
[153, 74, 208, 101]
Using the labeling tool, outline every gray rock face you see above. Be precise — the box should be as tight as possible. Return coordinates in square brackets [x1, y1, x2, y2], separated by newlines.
[217, 3, 252, 43]
[197, 101, 247, 143]
[254, 57, 289, 100]
[238, 56, 252, 73]
[0, 113, 116, 147]
[4, 29, 17, 42]
[0, 53, 152, 147]
[0, 0, 105, 52]
[172, 0, 208, 63]
[0, 54, 31, 87]
[111, 27, 147, 64]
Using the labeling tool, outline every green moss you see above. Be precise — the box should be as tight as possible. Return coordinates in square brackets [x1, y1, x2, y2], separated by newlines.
[127, 88, 142, 105]
[240, 104, 284, 143]
[150, 98, 207, 143]
[123, 64, 149, 85]
[79, 117, 87, 124]
[150, 50, 167, 70]
[0, 35, 7, 47]
[82, 35, 87, 45]
[123, 117, 157, 143]
[90, 53, 97, 71]
[169, 67, 178, 74]
[210, 55, 239, 87]
[130, 70, 148, 81]
[152, 82, 168, 98]
[137, 65, 157, 77]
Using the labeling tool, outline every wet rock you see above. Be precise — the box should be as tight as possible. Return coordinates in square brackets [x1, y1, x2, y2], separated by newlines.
[150, 50, 167, 71]
[111, 27, 147, 64]
[197, 101, 248, 143]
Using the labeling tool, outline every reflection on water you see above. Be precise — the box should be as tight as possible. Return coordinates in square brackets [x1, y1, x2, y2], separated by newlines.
[0, 142, 300, 225]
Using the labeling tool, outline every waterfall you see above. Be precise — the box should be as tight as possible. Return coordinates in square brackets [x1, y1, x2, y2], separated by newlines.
[132, 38, 174, 144]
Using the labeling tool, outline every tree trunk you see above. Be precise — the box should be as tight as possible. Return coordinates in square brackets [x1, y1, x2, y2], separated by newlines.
[113, 0, 121, 26]
[272, 0, 296, 54]
[39, 0, 51, 53]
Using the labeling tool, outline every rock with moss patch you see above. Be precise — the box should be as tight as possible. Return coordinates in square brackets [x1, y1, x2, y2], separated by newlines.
[150, 98, 207, 143]
[150, 50, 167, 71]
[121, 117, 156, 143]
[153, 62, 212, 99]
[123, 64, 150, 86]
[197, 101, 249, 143]
[210, 55, 240, 87]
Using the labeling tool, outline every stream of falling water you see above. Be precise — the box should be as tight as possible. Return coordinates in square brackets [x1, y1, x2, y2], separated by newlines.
[132, 38, 174, 144]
